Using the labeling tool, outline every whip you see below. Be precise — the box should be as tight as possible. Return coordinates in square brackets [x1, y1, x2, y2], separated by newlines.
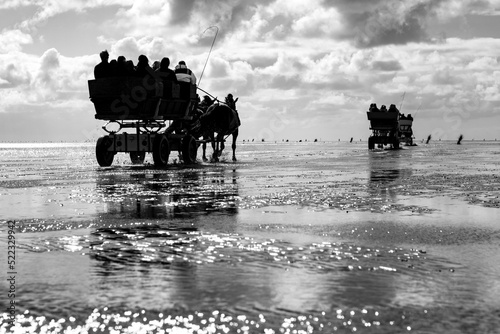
[198, 26, 219, 86]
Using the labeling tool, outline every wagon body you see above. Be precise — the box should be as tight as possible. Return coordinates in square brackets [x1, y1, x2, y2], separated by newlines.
[398, 118, 414, 145]
[88, 77, 197, 121]
[366, 111, 400, 149]
[367, 111, 399, 130]
[88, 77, 199, 167]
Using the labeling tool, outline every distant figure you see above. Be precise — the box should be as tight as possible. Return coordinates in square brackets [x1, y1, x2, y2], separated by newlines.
[174, 61, 196, 84]
[369, 103, 380, 112]
[389, 104, 399, 113]
[350, 137, 353, 143]
[380, 105, 388, 112]
[155, 57, 178, 82]
[94, 50, 111, 79]
[426, 135, 432, 144]
[135, 54, 152, 78]
[225, 93, 238, 111]
[457, 134, 463, 145]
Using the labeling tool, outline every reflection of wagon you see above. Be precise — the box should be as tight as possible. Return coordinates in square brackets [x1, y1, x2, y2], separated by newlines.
[88, 77, 199, 167]
[366, 111, 400, 149]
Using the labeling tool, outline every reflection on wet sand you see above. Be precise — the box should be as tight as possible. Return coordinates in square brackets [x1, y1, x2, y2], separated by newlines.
[96, 167, 239, 219]
[368, 150, 412, 204]
[89, 166, 253, 311]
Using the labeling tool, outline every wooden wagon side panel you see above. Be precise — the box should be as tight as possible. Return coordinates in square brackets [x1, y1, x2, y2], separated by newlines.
[89, 78, 187, 120]
[367, 111, 399, 130]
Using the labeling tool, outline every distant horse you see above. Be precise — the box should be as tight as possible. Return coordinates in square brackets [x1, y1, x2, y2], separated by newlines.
[198, 102, 240, 162]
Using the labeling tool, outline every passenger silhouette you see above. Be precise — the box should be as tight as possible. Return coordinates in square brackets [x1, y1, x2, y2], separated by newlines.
[135, 54, 152, 78]
[155, 57, 178, 83]
[94, 50, 111, 79]
[152, 60, 161, 71]
[116, 56, 129, 76]
[109, 59, 118, 77]
[388, 104, 399, 113]
[174, 61, 196, 84]
[369, 103, 380, 112]
[125, 60, 136, 75]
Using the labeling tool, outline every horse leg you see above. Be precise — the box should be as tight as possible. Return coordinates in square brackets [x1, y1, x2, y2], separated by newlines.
[210, 134, 218, 162]
[202, 135, 211, 162]
[202, 140, 208, 162]
[232, 128, 239, 161]
[219, 134, 225, 158]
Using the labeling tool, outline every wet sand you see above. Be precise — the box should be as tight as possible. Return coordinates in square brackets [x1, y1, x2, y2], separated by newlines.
[1, 141, 500, 333]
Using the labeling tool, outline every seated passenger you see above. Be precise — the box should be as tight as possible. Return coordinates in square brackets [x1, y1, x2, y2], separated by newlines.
[109, 59, 118, 76]
[369, 103, 380, 112]
[174, 61, 196, 84]
[388, 104, 399, 113]
[152, 60, 160, 71]
[116, 56, 129, 76]
[407, 114, 413, 120]
[125, 60, 136, 76]
[94, 50, 111, 79]
[380, 105, 388, 112]
[155, 57, 178, 83]
[135, 54, 153, 78]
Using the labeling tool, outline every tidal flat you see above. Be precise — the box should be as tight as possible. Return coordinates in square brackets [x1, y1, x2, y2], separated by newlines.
[1, 141, 499, 333]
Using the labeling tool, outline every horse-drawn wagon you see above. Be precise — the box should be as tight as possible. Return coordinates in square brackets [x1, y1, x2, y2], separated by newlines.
[366, 103, 416, 149]
[88, 76, 199, 167]
[366, 107, 400, 149]
[398, 116, 414, 146]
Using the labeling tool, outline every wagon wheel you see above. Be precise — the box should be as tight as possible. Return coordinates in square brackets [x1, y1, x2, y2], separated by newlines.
[96, 136, 115, 167]
[129, 151, 146, 164]
[152, 134, 170, 167]
[181, 135, 197, 164]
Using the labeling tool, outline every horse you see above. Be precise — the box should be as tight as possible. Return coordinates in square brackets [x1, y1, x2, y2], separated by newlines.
[197, 101, 240, 162]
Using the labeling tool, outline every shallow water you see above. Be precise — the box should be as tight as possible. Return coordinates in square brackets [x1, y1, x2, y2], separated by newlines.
[1, 141, 500, 333]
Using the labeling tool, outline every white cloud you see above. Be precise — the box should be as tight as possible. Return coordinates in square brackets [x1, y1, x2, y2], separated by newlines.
[292, 7, 343, 37]
[0, 29, 33, 52]
[10, 0, 133, 30]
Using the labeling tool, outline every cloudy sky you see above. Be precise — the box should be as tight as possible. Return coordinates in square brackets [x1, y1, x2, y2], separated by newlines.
[0, 0, 499, 142]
